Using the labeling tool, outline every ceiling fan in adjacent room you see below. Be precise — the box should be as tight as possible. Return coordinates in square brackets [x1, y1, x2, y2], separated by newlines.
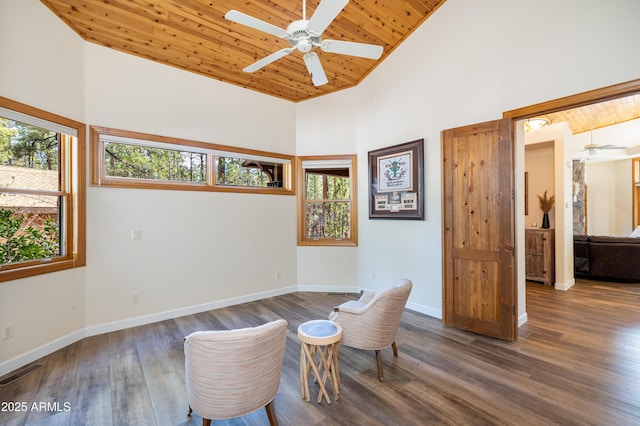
[581, 142, 628, 155]
[581, 127, 628, 155]
[225, 0, 384, 87]
[573, 129, 629, 159]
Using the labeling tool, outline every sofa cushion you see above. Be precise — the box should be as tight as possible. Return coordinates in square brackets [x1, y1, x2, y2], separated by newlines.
[573, 235, 590, 276]
[589, 235, 640, 244]
[588, 237, 640, 283]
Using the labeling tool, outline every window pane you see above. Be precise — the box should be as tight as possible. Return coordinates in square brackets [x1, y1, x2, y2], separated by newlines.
[104, 142, 206, 183]
[215, 157, 282, 188]
[305, 201, 351, 239]
[327, 175, 350, 199]
[305, 173, 324, 200]
[0, 118, 59, 191]
[0, 195, 62, 265]
[305, 173, 349, 200]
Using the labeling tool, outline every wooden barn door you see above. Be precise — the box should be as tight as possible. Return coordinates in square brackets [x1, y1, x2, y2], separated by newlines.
[441, 118, 517, 341]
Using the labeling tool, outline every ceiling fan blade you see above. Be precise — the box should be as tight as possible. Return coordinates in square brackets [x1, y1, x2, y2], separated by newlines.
[584, 143, 628, 150]
[243, 48, 295, 73]
[597, 144, 628, 150]
[308, 0, 349, 35]
[303, 52, 328, 86]
[225, 10, 288, 39]
[321, 40, 383, 59]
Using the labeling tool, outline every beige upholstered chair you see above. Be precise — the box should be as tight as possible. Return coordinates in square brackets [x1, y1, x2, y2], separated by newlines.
[184, 319, 288, 426]
[329, 278, 412, 381]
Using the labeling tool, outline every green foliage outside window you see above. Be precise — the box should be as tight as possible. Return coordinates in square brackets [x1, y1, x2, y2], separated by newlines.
[1, 118, 58, 171]
[215, 157, 272, 187]
[1, 118, 62, 265]
[0, 208, 60, 264]
[104, 142, 206, 182]
[305, 173, 351, 239]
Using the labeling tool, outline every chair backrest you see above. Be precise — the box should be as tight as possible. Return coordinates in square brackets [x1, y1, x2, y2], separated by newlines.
[184, 319, 288, 421]
[341, 278, 412, 350]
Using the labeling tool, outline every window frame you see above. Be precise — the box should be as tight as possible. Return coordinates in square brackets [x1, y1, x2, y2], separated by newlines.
[0, 97, 86, 282]
[90, 126, 295, 195]
[297, 154, 358, 246]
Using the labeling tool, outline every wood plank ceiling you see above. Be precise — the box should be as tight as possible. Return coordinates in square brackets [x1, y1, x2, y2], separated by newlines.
[535, 94, 640, 134]
[40, 0, 447, 102]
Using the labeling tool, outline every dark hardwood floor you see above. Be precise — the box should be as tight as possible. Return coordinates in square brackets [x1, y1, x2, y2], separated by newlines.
[2, 279, 640, 425]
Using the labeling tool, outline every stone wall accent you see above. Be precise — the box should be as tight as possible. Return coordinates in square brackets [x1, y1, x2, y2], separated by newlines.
[573, 160, 586, 235]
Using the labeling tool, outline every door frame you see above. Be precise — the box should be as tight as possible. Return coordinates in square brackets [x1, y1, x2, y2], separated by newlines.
[503, 78, 640, 317]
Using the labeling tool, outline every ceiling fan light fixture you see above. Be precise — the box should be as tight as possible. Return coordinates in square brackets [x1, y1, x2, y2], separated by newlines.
[297, 38, 313, 53]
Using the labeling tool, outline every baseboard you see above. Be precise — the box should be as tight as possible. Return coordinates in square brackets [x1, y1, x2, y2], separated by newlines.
[0, 329, 85, 378]
[0, 284, 443, 377]
[555, 278, 575, 291]
[406, 301, 442, 319]
[0, 285, 298, 377]
[518, 312, 528, 327]
[84, 285, 299, 337]
[296, 285, 360, 294]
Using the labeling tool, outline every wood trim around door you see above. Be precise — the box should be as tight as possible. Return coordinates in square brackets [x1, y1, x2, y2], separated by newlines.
[503, 78, 640, 120]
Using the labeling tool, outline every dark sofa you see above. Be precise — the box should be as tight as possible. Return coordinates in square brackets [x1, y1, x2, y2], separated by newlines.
[574, 235, 640, 283]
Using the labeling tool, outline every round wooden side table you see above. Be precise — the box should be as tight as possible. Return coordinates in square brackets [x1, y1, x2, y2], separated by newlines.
[298, 319, 342, 404]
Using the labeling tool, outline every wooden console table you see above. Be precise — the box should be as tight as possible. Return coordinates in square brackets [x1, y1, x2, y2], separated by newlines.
[525, 228, 555, 285]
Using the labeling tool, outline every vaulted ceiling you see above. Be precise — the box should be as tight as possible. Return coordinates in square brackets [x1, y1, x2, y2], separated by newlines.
[41, 0, 446, 102]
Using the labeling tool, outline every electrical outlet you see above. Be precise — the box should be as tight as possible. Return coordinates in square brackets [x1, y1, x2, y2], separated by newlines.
[275, 271, 281, 279]
[131, 229, 141, 240]
[2, 323, 14, 340]
[132, 292, 141, 303]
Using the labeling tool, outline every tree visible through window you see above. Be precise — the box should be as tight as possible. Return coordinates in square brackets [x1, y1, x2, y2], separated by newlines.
[0, 118, 62, 264]
[305, 172, 351, 239]
[91, 126, 294, 194]
[216, 157, 284, 188]
[298, 155, 357, 246]
[0, 96, 85, 282]
[104, 141, 206, 183]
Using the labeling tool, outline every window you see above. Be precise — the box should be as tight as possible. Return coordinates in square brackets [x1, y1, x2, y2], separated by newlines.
[91, 126, 294, 194]
[216, 156, 286, 188]
[297, 155, 357, 246]
[0, 97, 86, 282]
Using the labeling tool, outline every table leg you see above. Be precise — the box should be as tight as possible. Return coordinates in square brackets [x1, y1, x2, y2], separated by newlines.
[328, 343, 340, 400]
[300, 343, 310, 401]
[302, 342, 331, 404]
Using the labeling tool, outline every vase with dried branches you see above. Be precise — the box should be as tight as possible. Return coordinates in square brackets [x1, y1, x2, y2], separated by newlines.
[537, 190, 555, 228]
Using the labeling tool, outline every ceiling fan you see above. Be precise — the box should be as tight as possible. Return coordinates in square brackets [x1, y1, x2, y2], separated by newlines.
[582, 143, 628, 155]
[225, 0, 384, 87]
[579, 128, 628, 155]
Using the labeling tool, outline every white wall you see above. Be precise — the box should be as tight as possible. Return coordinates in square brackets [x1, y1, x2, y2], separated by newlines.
[296, 0, 640, 319]
[586, 159, 633, 236]
[83, 44, 298, 329]
[525, 143, 556, 228]
[523, 123, 576, 290]
[0, 0, 297, 372]
[295, 90, 360, 289]
[2, 0, 640, 373]
[0, 0, 87, 372]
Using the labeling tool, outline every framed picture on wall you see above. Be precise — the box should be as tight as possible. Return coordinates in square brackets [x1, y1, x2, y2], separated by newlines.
[368, 139, 424, 220]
